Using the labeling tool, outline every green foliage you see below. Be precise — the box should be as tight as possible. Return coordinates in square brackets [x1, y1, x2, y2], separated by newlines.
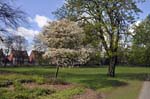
[0, 80, 13, 87]
[86, 51, 102, 65]
[53, 0, 144, 76]
[14, 81, 24, 91]
[45, 87, 85, 99]
[83, 24, 100, 47]
[0, 66, 149, 99]
[32, 88, 54, 96]
[129, 15, 150, 66]
[0, 81, 54, 99]
[130, 47, 150, 66]
[133, 15, 150, 46]
[0, 73, 46, 87]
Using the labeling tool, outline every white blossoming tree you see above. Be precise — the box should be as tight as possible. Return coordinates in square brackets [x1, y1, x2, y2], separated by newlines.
[39, 19, 91, 78]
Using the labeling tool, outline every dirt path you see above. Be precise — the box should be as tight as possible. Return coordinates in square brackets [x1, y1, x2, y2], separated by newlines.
[22, 83, 103, 99]
[139, 81, 150, 99]
[72, 89, 102, 99]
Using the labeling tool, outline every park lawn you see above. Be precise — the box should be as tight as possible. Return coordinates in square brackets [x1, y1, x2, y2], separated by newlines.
[0, 66, 149, 99]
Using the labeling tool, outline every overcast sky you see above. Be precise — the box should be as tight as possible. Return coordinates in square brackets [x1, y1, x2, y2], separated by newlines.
[10, 0, 150, 51]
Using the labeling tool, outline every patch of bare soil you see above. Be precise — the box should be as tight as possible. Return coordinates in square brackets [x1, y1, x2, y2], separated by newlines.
[72, 89, 103, 99]
[7, 82, 104, 99]
[23, 83, 104, 99]
[23, 83, 75, 91]
[7, 85, 14, 90]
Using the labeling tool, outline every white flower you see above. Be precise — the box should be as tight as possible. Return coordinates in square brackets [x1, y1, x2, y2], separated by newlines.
[40, 19, 91, 66]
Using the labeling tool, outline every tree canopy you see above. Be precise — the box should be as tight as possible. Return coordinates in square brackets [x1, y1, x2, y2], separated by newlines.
[129, 15, 150, 66]
[53, 0, 143, 77]
[38, 19, 91, 78]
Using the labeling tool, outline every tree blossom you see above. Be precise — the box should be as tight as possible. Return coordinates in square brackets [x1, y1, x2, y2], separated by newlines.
[39, 19, 91, 67]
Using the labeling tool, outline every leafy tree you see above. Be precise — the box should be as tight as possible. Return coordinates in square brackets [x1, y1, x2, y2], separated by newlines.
[129, 15, 150, 66]
[40, 19, 91, 78]
[53, 0, 143, 77]
[133, 15, 150, 47]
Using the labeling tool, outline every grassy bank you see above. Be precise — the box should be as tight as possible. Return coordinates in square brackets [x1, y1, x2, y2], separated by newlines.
[0, 66, 149, 99]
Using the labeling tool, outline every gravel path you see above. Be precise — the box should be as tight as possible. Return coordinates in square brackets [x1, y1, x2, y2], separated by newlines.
[139, 81, 150, 99]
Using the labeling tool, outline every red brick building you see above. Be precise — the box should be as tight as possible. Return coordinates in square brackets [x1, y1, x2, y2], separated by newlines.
[29, 50, 44, 65]
[8, 50, 29, 65]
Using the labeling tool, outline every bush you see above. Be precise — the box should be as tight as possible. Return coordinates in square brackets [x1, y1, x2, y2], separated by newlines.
[48, 87, 85, 99]
[0, 80, 13, 87]
[0, 82, 55, 99]
[32, 88, 55, 96]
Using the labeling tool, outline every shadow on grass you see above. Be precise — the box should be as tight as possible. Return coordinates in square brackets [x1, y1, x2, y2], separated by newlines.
[116, 73, 148, 81]
[0, 67, 149, 90]
[78, 79, 128, 90]
[57, 73, 128, 89]
[59, 72, 149, 90]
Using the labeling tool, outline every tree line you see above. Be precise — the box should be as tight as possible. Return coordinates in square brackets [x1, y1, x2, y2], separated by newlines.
[37, 0, 149, 78]
[33, 0, 150, 78]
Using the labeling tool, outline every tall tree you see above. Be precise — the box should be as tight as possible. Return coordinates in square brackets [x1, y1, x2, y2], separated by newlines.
[129, 15, 150, 66]
[54, 0, 143, 77]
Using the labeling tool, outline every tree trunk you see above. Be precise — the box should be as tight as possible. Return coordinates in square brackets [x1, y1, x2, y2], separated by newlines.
[4, 60, 7, 67]
[108, 56, 117, 77]
[55, 65, 59, 78]
[4, 56, 8, 67]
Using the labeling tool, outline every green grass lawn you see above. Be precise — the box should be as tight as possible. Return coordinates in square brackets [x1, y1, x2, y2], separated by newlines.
[0, 66, 149, 99]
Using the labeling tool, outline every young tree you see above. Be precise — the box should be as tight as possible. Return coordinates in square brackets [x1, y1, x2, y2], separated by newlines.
[39, 19, 91, 78]
[53, 0, 143, 77]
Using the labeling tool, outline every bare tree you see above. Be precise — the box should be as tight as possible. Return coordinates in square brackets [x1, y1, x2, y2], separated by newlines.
[33, 35, 48, 52]
[0, 0, 26, 41]
[13, 35, 28, 51]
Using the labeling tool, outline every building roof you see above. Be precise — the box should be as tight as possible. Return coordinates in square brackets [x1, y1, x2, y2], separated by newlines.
[8, 50, 29, 61]
[29, 50, 44, 62]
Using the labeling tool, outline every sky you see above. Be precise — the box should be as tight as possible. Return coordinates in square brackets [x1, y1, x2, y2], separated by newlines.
[7, 0, 150, 51]
[10, 0, 65, 52]
[137, 0, 150, 20]
[12, 0, 65, 36]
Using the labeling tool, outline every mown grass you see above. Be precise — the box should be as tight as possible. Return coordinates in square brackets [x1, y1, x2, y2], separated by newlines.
[0, 66, 149, 99]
